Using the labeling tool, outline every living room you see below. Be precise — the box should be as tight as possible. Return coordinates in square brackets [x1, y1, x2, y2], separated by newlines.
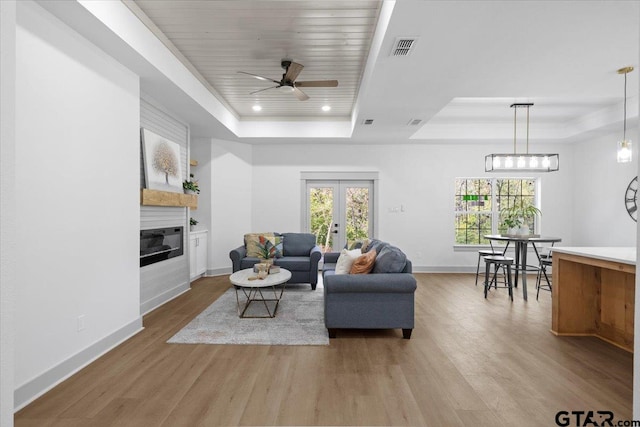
[1, 1, 639, 426]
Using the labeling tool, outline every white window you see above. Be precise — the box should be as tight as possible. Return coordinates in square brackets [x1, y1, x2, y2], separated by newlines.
[454, 178, 539, 245]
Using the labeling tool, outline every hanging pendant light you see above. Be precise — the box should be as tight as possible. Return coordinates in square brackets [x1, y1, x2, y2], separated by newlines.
[485, 103, 559, 172]
[617, 66, 634, 163]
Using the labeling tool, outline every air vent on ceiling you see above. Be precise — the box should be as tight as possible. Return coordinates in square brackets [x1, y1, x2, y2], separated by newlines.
[363, 119, 374, 125]
[391, 37, 418, 57]
[407, 118, 422, 126]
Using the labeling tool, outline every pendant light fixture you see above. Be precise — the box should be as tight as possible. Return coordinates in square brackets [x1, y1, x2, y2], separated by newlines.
[617, 66, 634, 163]
[485, 103, 559, 172]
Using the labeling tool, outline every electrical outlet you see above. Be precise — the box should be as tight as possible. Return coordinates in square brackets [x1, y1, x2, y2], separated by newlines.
[77, 315, 86, 332]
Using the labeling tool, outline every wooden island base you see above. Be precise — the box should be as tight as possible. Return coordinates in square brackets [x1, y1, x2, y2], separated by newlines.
[552, 249, 635, 353]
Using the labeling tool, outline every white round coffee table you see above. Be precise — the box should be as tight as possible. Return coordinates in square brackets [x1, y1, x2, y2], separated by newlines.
[229, 268, 292, 318]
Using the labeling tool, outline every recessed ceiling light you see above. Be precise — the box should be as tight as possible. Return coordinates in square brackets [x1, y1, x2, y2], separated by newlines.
[322, 105, 331, 112]
[252, 105, 262, 112]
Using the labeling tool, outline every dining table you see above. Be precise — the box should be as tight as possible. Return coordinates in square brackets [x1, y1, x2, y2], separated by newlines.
[483, 234, 562, 301]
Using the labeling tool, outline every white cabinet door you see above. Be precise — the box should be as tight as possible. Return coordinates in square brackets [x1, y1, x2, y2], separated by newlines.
[189, 234, 198, 280]
[196, 232, 207, 276]
[189, 230, 208, 281]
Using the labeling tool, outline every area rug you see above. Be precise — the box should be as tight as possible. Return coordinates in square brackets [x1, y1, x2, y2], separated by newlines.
[167, 284, 329, 345]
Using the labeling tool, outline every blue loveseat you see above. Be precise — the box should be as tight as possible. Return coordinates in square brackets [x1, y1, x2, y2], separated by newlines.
[322, 239, 417, 339]
[229, 232, 322, 290]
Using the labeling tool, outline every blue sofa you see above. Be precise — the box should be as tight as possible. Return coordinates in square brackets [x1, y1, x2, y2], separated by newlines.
[322, 239, 416, 339]
[229, 232, 322, 290]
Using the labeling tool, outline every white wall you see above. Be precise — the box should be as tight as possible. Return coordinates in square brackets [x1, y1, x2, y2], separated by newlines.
[208, 139, 252, 274]
[190, 138, 212, 237]
[572, 129, 639, 246]
[251, 142, 575, 270]
[1, 0, 17, 424]
[14, 1, 141, 408]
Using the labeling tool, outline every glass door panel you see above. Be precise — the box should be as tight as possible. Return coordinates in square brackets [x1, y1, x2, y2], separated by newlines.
[308, 186, 336, 253]
[306, 181, 373, 252]
[344, 186, 370, 249]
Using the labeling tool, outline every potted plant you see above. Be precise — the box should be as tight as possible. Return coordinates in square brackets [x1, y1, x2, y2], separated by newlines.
[501, 204, 541, 235]
[183, 173, 200, 195]
[501, 210, 522, 235]
[518, 205, 541, 235]
[189, 217, 198, 231]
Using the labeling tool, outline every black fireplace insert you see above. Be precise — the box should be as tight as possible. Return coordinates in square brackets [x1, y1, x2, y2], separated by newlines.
[140, 226, 184, 267]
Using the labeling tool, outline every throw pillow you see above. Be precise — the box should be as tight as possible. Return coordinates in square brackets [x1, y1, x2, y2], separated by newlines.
[245, 233, 281, 258]
[350, 248, 377, 274]
[372, 244, 407, 273]
[334, 248, 362, 275]
[363, 238, 385, 254]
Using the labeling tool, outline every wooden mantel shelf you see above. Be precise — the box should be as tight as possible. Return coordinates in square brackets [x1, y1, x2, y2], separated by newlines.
[140, 189, 197, 209]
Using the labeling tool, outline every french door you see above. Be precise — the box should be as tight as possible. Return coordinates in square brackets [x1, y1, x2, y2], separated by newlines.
[305, 180, 373, 253]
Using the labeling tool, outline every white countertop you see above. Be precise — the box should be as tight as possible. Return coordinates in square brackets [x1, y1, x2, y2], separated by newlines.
[552, 247, 636, 265]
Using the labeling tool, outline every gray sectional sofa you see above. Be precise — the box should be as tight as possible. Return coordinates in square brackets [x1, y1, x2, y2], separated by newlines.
[322, 239, 417, 339]
[229, 232, 322, 290]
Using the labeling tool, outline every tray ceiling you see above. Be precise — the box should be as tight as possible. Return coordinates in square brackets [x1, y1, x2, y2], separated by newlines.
[130, 0, 382, 121]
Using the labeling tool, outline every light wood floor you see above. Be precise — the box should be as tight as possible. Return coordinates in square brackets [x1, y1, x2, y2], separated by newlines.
[15, 273, 633, 426]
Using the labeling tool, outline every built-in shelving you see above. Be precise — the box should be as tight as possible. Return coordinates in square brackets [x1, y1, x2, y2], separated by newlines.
[140, 189, 197, 209]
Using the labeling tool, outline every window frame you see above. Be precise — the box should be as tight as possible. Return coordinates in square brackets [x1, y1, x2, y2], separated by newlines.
[454, 177, 540, 248]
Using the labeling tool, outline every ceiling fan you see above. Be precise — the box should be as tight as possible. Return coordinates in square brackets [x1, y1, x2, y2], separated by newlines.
[238, 59, 338, 101]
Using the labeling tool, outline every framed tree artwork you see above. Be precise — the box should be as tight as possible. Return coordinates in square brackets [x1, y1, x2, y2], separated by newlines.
[141, 128, 183, 193]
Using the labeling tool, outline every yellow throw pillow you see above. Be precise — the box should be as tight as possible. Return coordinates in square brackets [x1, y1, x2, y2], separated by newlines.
[350, 248, 377, 274]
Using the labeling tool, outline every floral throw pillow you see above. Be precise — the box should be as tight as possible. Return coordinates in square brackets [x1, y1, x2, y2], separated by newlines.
[245, 233, 283, 258]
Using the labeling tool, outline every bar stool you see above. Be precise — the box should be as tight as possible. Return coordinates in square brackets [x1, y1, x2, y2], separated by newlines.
[483, 255, 514, 301]
[536, 254, 552, 300]
[475, 249, 504, 286]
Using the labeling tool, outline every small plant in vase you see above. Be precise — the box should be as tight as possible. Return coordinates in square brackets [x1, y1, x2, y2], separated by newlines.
[183, 173, 200, 195]
[189, 217, 198, 231]
[501, 212, 522, 235]
[501, 205, 541, 235]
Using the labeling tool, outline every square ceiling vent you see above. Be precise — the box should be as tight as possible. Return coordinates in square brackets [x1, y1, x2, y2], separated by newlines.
[391, 37, 418, 56]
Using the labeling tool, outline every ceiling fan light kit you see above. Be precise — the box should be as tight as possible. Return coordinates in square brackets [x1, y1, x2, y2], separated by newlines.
[485, 103, 560, 172]
[616, 66, 634, 163]
[238, 59, 338, 102]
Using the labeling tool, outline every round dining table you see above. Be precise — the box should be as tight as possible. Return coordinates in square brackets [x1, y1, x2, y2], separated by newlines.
[483, 235, 562, 301]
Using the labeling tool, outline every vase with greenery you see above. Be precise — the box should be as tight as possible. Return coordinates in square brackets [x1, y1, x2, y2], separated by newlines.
[189, 217, 198, 231]
[501, 204, 541, 235]
[183, 173, 200, 195]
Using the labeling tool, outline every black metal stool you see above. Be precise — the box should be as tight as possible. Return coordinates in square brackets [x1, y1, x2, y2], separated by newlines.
[475, 249, 504, 286]
[483, 255, 514, 301]
[536, 255, 552, 300]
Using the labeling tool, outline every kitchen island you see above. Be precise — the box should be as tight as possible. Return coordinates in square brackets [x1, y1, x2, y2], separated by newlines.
[552, 247, 636, 352]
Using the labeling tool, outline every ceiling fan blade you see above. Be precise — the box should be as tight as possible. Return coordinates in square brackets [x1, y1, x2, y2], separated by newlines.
[293, 87, 309, 101]
[295, 80, 339, 88]
[237, 71, 280, 84]
[284, 62, 304, 82]
[250, 85, 280, 95]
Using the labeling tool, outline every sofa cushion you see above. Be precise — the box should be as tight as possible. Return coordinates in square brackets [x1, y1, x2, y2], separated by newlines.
[282, 233, 316, 256]
[240, 257, 262, 270]
[334, 248, 362, 275]
[350, 249, 377, 274]
[274, 256, 312, 272]
[373, 245, 407, 274]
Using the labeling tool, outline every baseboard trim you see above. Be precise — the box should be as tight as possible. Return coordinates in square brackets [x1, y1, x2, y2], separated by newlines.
[412, 266, 477, 273]
[140, 281, 190, 315]
[206, 267, 232, 277]
[14, 317, 143, 411]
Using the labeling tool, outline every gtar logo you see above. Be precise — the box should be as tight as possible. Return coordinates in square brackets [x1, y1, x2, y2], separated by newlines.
[555, 411, 614, 427]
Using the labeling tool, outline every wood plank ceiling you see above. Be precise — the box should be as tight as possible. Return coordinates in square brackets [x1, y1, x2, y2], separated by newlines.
[130, 1, 382, 120]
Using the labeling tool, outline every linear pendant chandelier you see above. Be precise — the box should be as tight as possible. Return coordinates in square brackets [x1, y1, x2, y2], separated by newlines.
[485, 103, 559, 172]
